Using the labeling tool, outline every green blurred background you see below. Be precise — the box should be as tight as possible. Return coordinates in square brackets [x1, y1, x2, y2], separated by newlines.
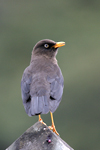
[0, 1, 100, 149]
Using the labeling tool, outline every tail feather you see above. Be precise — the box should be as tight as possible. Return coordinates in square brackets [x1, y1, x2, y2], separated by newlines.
[42, 96, 49, 114]
[30, 96, 49, 116]
[38, 96, 43, 113]
[31, 97, 38, 115]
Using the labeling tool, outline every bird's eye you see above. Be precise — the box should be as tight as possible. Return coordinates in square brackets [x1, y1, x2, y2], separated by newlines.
[44, 44, 49, 48]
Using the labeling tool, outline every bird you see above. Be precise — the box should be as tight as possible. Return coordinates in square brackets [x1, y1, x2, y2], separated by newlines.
[21, 39, 65, 135]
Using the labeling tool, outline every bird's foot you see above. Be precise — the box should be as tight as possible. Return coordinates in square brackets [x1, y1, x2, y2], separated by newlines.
[48, 125, 59, 136]
[39, 119, 46, 126]
[38, 116, 46, 126]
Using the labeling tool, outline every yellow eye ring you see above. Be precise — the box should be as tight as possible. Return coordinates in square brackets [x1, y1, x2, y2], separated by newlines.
[44, 44, 49, 48]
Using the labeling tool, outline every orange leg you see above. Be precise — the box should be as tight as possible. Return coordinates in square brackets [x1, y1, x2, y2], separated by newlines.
[38, 115, 46, 125]
[49, 112, 59, 135]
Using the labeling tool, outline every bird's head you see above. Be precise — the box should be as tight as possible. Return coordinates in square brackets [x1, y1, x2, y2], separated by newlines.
[32, 39, 65, 58]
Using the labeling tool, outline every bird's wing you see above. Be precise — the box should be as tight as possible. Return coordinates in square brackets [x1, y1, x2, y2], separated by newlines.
[21, 67, 50, 116]
[47, 70, 64, 113]
[21, 67, 32, 114]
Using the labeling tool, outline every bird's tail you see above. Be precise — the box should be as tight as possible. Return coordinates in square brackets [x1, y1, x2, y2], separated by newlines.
[30, 96, 49, 116]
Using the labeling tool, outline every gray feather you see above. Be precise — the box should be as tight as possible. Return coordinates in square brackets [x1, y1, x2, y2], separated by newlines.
[38, 96, 43, 113]
[21, 57, 64, 116]
[42, 95, 49, 114]
[30, 96, 49, 116]
[47, 72, 64, 113]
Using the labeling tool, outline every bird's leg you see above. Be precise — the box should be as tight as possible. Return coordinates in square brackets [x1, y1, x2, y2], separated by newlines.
[38, 115, 46, 125]
[38, 114, 42, 122]
[49, 112, 59, 135]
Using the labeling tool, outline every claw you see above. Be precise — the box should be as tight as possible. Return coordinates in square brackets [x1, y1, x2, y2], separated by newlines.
[38, 115, 46, 125]
[48, 125, 59, 135]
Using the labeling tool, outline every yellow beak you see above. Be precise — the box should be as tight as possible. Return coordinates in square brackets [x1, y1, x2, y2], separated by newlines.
[52, 41, 65, 48]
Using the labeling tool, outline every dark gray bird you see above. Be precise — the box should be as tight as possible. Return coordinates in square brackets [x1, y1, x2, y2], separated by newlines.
[21, 39, 65, 135]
